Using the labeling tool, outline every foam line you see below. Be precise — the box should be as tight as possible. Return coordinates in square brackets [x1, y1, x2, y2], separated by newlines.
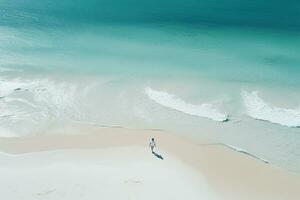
[145, 87, 228, 122]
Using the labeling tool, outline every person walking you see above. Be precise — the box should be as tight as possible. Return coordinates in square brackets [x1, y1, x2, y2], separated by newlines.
[149, 138, 156, 153]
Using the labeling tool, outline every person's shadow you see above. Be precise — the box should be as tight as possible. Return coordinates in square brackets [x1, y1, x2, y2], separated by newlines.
[152, 151, 164, 160]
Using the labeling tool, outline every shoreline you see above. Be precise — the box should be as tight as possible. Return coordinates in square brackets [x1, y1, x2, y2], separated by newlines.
[0, 126, 299, 200]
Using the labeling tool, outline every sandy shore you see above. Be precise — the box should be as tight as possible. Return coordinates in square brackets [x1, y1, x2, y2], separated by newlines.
[0, 125, 299, 200]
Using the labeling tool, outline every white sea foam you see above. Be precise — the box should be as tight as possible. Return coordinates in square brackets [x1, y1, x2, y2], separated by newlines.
[0, 78, 77, 112]
[145, 87, 228, 122]
[0, 78, 28, 97]
[242, 91, 300, 128]
[0, 77, 81, 136]
[224, 144, 269, 164]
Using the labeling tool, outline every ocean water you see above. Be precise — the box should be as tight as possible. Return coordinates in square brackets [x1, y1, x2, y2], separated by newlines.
[0, 0, 300, 172]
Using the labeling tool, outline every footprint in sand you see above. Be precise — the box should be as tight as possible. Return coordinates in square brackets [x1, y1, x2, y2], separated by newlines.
[124, 179, 142, 185]
[35, 189, 56, 196]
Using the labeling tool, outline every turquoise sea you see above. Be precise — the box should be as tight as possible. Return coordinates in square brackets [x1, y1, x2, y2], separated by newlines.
[0, 0, 299, 172]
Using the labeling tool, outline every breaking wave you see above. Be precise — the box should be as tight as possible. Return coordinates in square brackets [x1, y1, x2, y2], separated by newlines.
[242, 91, 300, 128]
[145, 87, 228, 122]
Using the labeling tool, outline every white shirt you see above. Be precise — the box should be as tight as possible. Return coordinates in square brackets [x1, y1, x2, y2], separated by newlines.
[149, 140, 156, 148]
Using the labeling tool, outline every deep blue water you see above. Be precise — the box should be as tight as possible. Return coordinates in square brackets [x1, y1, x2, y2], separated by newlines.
[1, 0, 299, 29]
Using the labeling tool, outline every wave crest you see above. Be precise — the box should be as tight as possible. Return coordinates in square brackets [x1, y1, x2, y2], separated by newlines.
[145, 87, 228, 122]
[242, 91, 300, 128]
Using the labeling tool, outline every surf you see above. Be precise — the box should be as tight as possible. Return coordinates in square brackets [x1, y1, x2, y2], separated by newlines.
[0, 77, 81, 136]
[242, 91, 300, 128]
[145, 87, 228, 122]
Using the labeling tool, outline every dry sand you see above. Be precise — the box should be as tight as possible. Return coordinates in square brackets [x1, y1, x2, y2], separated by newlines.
[0, 125, 299, 200]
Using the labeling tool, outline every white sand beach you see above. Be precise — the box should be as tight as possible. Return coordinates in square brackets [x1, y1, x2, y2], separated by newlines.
[0, 147, 216, 200]
[0, 126, 299, 200]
